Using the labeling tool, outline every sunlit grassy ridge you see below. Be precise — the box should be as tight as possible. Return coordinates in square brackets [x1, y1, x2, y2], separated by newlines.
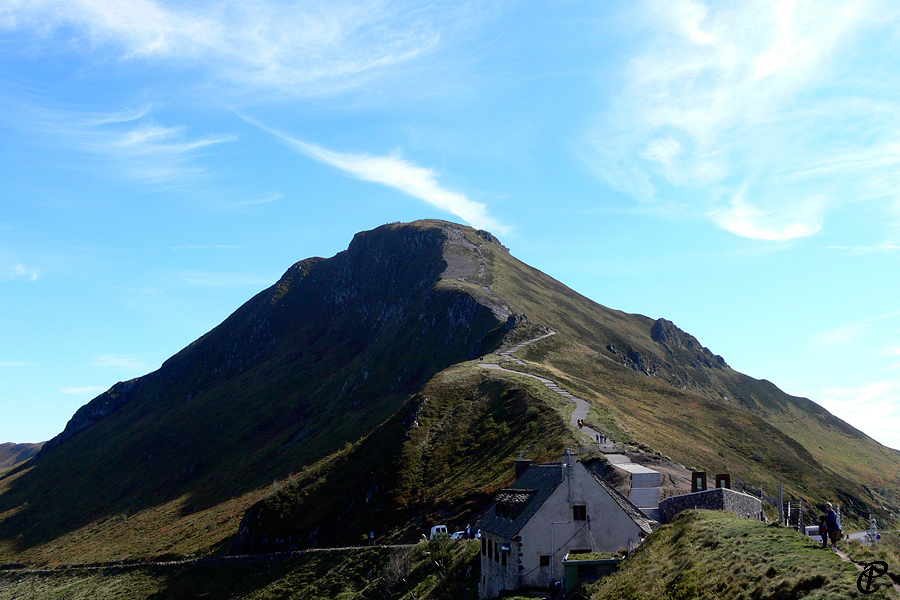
[586, 510, 891, 600]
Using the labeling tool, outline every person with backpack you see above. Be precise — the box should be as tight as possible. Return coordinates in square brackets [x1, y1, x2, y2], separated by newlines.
[825, 502, 842, 551]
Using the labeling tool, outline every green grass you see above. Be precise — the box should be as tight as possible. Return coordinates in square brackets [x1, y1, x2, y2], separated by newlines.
[585, 510, 891, 600]
[0, 538, 481, 600]
[234, 362, 569, 552]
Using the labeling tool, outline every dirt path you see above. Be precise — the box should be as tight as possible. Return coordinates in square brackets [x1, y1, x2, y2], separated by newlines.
[834, 547, 900, 598]
[480, 332, 617, 450]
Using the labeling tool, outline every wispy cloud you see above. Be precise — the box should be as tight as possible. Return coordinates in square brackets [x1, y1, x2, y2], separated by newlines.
[0, 98, 235, 184]
[175, 270, 275, 288]
[0, 0, 443, 98]
[827, 242, 900, 253]
[230, 193, 283, 209]
[2, 263, 40, 281]
[585, 0, 900, 241]
[60, 386, 109, 396]
[170, 245, 239, 251]
[95, 354, 157, 371]
[809, 311, 900, 348]
[816, 381, 900, 449]
[810, 323, 867, 348]
[239, 113, 509, 234]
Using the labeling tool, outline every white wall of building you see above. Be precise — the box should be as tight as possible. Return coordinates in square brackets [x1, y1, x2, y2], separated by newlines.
[517, 462, 644, 589]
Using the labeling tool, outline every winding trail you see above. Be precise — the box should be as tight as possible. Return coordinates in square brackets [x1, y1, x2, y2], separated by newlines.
[479, 331, 617, 451]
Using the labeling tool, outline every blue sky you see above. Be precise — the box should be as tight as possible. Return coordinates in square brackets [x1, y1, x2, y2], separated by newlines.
[2, 0, 899, 451]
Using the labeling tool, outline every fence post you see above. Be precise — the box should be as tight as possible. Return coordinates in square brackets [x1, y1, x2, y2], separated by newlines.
[778, 484, 784, 524]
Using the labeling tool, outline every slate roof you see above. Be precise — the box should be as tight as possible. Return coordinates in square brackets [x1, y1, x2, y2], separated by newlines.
[478, 463, 563, 539]
[479, 461, 658, 540]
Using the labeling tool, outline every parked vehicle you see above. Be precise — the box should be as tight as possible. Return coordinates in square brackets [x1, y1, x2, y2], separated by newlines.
[450, 530, 466, 540]
[429, 525, 448, 539]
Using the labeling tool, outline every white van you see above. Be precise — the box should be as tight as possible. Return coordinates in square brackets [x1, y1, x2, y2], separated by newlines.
[429, 525, 448, 539]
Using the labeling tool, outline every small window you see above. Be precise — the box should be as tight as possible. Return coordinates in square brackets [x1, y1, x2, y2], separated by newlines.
[501, 551, 507, 566]
[494, 541, 500, 562]
[488, 538, 493, 559]
[540, 555, 550, 567]
[481, 537, 486, 555]
[573, 504, 587, 521]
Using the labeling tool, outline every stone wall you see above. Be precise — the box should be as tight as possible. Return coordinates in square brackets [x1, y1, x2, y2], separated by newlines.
[479, 533, 520, 599]
[658, 487, 764, 524]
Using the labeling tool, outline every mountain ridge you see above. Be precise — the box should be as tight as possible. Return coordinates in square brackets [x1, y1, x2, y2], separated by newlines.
[2, 219, 897, 567]
[0, 443, 43, 471]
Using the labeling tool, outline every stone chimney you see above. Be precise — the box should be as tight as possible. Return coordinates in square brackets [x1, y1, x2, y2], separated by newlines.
[514, 458, 533, 480]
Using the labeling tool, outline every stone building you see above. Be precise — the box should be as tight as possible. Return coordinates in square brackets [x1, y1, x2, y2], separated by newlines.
[477, 455, 656, 599]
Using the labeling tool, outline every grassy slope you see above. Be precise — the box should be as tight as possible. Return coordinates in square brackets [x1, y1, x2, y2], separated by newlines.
[0, 538, 481, 600]
[586, 510, 892, 600]
[235, 362, 570, 552]
[458, 229, 900, 528]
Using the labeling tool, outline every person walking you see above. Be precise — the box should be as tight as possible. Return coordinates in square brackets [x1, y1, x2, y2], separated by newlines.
[824, 502, 842, 551]
[818, 516, 827, 549]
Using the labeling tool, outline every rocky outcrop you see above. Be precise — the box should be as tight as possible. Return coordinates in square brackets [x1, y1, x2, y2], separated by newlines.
[37, 378, 140, 458]
[651, 318, 728, 370]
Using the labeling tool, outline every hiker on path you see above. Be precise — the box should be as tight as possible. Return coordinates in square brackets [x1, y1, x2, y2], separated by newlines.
[825, 502, 842, 551]
[818, 516, 827, 549]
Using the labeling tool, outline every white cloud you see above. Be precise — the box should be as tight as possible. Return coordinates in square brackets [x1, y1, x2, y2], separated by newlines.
[711, 187, 824, 241]
[239, 114, 509, 234]
[0, 0, 442, 98]
[585, 0, 900, 241]
[2, 263, 39, 281]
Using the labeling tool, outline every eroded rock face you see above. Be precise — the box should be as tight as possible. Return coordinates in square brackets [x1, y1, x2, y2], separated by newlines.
[651, 318, 728, 369]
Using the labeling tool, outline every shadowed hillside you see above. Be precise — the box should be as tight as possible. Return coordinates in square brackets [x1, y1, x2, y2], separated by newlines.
[0, 222, 514, 563]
